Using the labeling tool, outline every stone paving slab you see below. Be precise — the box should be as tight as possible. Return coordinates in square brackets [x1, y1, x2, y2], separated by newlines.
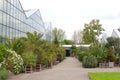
[7, 57, 120, 80]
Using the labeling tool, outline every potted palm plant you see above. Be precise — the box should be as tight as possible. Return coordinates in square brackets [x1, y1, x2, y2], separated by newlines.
[47, 53, 53, 68]
[22, 52, 37, 73]
[46, 51, 56, 69]
[34, 47, 45, 71]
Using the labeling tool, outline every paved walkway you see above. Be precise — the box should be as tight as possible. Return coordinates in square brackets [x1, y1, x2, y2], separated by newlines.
[8, 57, 120, 80]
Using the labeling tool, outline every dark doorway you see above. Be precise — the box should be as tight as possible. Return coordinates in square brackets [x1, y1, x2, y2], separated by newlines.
[66, 49, 71, 57]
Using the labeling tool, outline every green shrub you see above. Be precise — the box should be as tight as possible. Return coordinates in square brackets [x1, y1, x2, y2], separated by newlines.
[57, 48, 66, 62]
[4, 49, 24, 74]
[41, 56, 48, 66]
[57, 53, 63, 62]
[90, 44, 107, 62]
[77, 47, 89, 62]
[0, 43, 6, 63]
[78, 51, 89, 62]
[34, 47, 45, 64]
[0, 68, 8, 80]
[22, 52, 37, 66]
[83, 55, 98, 68]
[106, 48, 116, 62]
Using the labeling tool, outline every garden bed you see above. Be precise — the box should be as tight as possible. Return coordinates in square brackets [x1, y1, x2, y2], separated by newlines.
[89, 72, 120, 80]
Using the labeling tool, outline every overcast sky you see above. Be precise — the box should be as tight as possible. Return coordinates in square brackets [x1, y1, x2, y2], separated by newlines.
[20, 0, 120, 39]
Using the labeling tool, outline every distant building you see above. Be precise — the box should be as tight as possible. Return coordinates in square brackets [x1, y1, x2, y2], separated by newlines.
[101, 32, 108, 43]
[111, 29, 120, 38]
[0, 0, 45, 42]
[62, 44, 90, 57]
[101, 28, 120, 43]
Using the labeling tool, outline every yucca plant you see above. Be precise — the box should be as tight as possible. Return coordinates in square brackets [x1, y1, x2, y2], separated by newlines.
[90, 44, 107, 62]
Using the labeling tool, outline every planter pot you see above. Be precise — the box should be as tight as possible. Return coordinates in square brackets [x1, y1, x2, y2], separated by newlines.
[99, 63, 105, 68]
[42, 65, 47, 70]
[99, 63, 103, 68]
[99, 62, 109, 68]
[54, 61, 59, 65]
[25, 66, 33, 73]
[36, 64, 42, 71]
[48, 62, 53, 69]
[108, 62, 114, 68]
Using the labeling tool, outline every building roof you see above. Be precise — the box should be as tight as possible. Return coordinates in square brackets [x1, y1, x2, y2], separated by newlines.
[112, 29, 120, 38]
[62, 45, 90, 48]
[101, 32, 108, 43]
[25, 9, 38, 18]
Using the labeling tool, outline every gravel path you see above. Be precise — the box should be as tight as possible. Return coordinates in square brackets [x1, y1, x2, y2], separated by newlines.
[7, 57, 120, 80]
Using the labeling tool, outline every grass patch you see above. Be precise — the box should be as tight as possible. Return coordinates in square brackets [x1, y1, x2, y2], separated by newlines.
[89, 72, 120, 80]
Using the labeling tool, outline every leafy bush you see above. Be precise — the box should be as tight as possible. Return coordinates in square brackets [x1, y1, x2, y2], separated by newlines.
[56, 47, 65, 62]
[77, 47, 89, 62]
[22, 52, 37, 66]
[82, 55, 98, 68]
[6, 38, 25, 55]
[0, 43, 6, 63]
[4, 49, 24, 74]
[89, 44, 107, 62]
[71, 45, 77, 53]
[0, 68, 8, 80]
[77, 51, 89, 62]
[58, 53, 65, 61]
[106, 48, 116, 62]
[34, 47, 45, 64]
[41, 56, 48, 66]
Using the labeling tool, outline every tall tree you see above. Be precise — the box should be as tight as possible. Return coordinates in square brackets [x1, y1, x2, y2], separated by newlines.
[82, 19, 104, 44]
[52, 28, 65, 45]
[72, 31, 77, 44]
[72, 30, 82, 44]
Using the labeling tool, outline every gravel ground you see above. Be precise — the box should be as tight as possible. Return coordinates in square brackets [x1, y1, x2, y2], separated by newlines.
[7, 57, 120, 80]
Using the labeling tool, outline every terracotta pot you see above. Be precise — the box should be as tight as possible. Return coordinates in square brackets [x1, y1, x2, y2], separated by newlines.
[48, 62, 53, 68]
[36, 64, 42, 71]
[108, 62, 114, 68]
[25, 66, 33, 73]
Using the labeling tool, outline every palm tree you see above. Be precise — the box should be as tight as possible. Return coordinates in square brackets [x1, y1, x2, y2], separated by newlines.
[6, 38, 25, 55]
[23, 31, 43, 52]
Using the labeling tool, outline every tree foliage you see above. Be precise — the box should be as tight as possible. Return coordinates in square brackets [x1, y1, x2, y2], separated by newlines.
[26, 31, 43, 46]
[106, 48, 116, 62]
[82, 19, 104, 44]
[63, 39, 73, 45]
[23, 31, 43, 52]
[52, 28, 65, 45]
[72, 30, 83, 44]
[107, 37, 120, 58]
[0, 43, 6, 63]
[6, 38, 25, 55]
